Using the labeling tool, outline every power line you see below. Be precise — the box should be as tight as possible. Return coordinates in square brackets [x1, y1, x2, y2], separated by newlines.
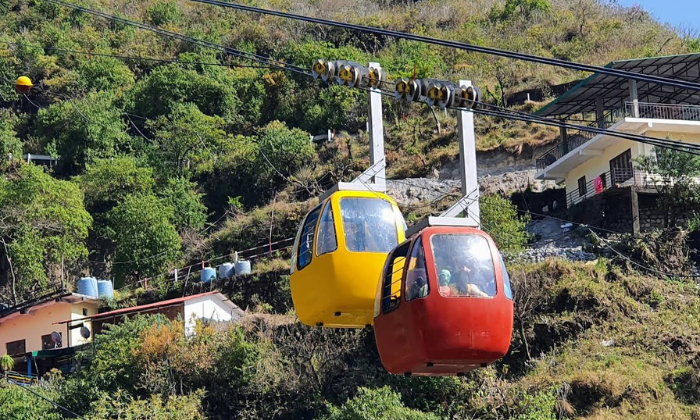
[338, 79, 700, 156]
[471, 103, 700, 155]
[36, 0, 700, 158]
[42, 0, 309, 76]
[185, 0, 700, 92]
[588, 229, 700, 279]
[0, 40, 276, 69]
[6, 379, 83, 419]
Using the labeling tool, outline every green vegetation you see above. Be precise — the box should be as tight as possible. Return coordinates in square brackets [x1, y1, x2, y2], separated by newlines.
[1, 0, 699, 418]
[3, 259, 699, 419]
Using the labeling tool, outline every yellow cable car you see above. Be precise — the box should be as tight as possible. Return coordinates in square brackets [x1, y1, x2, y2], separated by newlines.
[290, 189, 406, 328]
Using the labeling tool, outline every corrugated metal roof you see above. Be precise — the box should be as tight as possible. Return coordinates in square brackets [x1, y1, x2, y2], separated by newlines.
[536, 54, 700, 118]
[54, 291, 241, 325]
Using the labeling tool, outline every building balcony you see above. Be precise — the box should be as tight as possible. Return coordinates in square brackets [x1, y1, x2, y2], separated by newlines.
[566, 167, 700, 208]
[535, 101, 700, 179]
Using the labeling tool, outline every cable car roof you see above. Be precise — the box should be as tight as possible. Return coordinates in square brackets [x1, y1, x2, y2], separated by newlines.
[320, 182, 387, 200]
[406, 216, 479, 238]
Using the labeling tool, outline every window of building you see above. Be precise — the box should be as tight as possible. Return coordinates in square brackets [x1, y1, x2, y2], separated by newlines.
[610, 149, 633, 183]
[340, 198, 398, 253]
[405, 238, 429, 301]
[296, 205, 322, 271]
[316, 202, 337, 256]
[599, 173, 607, 189]
[6, 339, 26, 356]
[378, 241, 410, 315]
[431, 234, 496, 298]
[41, 332, 62, 350]
[82, 308, 88, 316]
[578, 176, 587, 197]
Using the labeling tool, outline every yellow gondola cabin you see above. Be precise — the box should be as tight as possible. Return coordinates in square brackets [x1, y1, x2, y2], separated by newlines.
[290, 189, 406, 328]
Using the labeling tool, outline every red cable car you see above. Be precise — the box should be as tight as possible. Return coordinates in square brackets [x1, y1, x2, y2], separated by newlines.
[373, 221, 513, 376]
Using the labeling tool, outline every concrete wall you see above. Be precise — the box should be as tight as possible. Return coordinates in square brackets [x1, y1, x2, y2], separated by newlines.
[184, 295, 238, 336]
[0, 301, 99, 354]
[564, 130, 700, 206]
[564, 139, 645, 205]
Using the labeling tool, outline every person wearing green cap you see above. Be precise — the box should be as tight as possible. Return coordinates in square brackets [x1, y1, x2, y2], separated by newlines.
[438, 269, 452, 297]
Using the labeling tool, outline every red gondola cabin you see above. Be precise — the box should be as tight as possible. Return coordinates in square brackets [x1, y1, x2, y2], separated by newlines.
[373, 225, 514, 376]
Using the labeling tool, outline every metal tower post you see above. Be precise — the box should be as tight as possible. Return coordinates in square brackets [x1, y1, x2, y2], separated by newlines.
[367, 62, 386, 186]
[439, 80, 479, 226]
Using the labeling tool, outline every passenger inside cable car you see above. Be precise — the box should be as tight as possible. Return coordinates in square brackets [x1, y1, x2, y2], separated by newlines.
[291, 190, 406, 328]
[374, 227, 514, 376]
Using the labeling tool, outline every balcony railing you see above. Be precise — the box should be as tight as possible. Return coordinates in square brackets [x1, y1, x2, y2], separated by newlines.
[536, 101, 700, 172]
[566, 167, 700, 207]
[627, 101, 700, 121]
[566, 168, 642, 207]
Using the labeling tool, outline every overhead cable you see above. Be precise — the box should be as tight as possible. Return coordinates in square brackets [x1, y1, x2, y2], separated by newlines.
[186, 0, 700, 92]
[42, 0, 309, 75]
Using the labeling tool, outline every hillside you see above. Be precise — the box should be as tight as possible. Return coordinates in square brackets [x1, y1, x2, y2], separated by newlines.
[0, 0, 696, 296]
[5, 259, 700, 419]
[1, 0, 700, 418]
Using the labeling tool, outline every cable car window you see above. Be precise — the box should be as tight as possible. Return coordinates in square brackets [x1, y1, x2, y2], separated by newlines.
[380, 242, 410, 314]
[405, 238, 429, 301]
[497, 252, 513, 300]
[340, 198, 399, 253]
[431, 234, 496, 298]
[316, 202, 337, 256]
[296, 206, 322, 271]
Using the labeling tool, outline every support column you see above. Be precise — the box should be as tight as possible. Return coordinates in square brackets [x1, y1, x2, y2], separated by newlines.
[629, 79, 640, 118]
[631, 188, 640, 236]
[457, 80, 479, 226]
[560, 123, 568, 155]
[595, 96, 605, 128]
[367, 62, 385, 184]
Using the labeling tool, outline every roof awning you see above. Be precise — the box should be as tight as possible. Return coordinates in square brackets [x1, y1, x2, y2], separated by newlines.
[536, 54, 700, 118]
[53, 291, 243, 325]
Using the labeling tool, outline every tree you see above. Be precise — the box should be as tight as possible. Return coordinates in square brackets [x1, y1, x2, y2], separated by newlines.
[636, 145, 700, 228]
[480, 194, 531, 253]
[76, 157, 155, 213]
[500, 0, 551, 20]
[158, 177, 208, 231]
[0, 354, 13, 378]
[257, 120, 315, 179]
[0, 382, 62, 420]
[75, 56, 135, 92]
[34, 92, 133, 174]
[147, 103, 226, 177]
[323, 387, 440, 420]
[129, 65, 238, 121]
[0, 110, 22, 169]
[106, 194, 181, 284]
[90, 391, 206, 420]
[0, 164, 91, 301]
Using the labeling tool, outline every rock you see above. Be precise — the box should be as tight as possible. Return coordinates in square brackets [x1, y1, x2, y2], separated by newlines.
[601, 339, 615, 347]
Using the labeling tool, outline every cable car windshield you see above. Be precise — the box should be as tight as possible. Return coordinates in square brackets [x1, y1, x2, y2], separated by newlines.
[340, 198, 399, 253]
[431, 234, 496, 298]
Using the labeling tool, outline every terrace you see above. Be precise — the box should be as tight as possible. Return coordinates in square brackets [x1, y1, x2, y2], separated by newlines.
[534, 53, 700, 178]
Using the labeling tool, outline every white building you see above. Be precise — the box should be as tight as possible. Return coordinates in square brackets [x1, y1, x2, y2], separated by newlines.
[534, 53, 700, 233]
[67, 291, 245, 337]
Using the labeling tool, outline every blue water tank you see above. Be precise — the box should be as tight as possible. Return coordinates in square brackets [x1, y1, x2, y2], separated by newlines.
[218, 263, 234, 280]
[77, 277, 98, 298]
[201, 267, 216, 283]
[235, 260, 251, 276]
[97, 279, 114, 300]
